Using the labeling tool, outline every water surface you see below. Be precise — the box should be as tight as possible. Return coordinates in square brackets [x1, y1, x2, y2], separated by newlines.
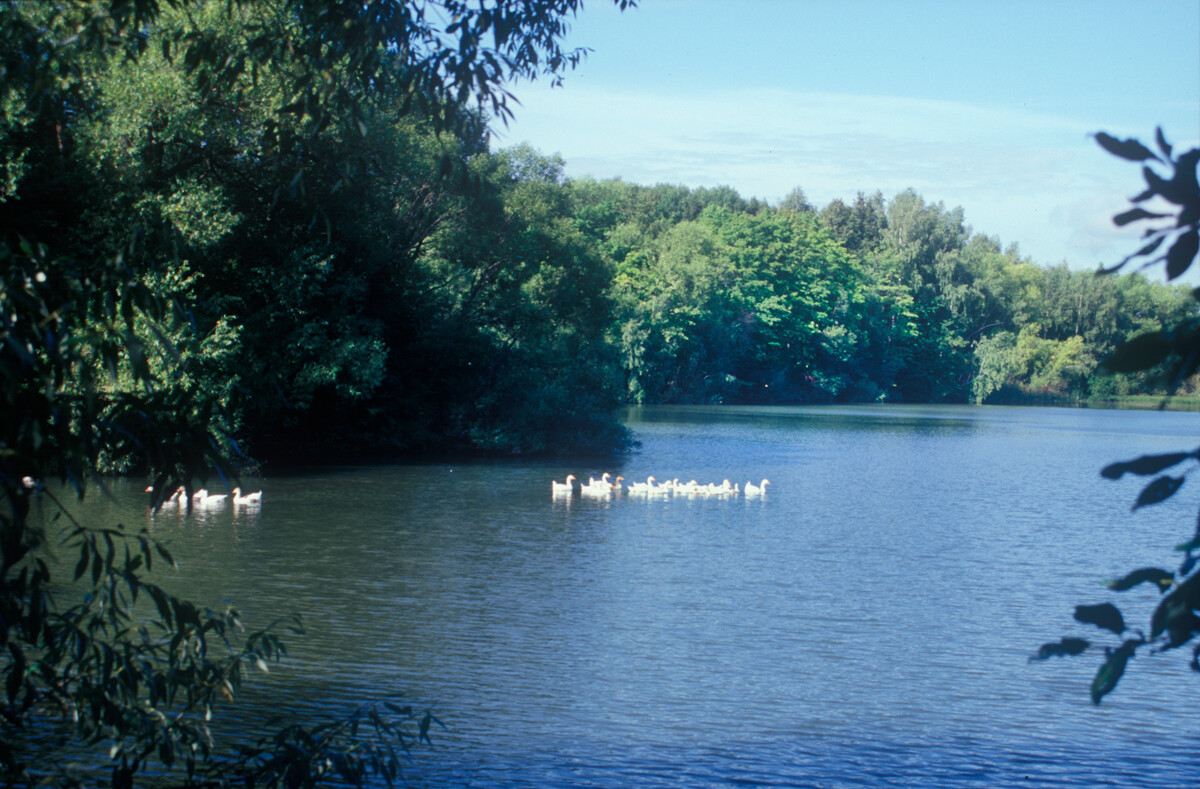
[71, 405, 1200, 786]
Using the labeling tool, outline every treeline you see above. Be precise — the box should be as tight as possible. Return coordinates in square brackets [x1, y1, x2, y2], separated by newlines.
[572, 178, 1196, 407]
[2, 4, 1193, 465]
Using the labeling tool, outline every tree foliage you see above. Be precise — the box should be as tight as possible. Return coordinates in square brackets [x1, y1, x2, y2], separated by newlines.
[0, 0, 632, 785]
[551, 175, 1195, 408]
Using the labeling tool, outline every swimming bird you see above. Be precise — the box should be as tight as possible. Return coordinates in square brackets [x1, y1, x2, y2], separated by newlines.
[711, 479, 736, 496]
[627, 476, 656, 494]
[551, 474, 578, 495]
[745, 479, 771, 496]
[232, 487, 263, 504]
[582, 472, 614, 495]
[648, 478, 674, 495]
[146, 485, 184, 507]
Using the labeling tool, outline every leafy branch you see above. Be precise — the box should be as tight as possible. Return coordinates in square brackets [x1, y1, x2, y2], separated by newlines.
[1034, 128, 1200, 702]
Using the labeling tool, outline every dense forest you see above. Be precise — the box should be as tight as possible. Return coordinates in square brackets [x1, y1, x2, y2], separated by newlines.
[3, 3, 1195, 466]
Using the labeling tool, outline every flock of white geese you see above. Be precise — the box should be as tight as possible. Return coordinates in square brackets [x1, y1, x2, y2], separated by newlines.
[148, 485, 263, 508]
[552, 473, 770, 498]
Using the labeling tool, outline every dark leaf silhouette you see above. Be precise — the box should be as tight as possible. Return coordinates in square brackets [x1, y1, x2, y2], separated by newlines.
[1132, 475, 1184, 511]
[1101, 451, 1195, 479]
[1155, 126, 1173, 159]
[1074, 602, 1126, 634]
[1030, 637, 1090, 661]
[1113, 208, 1171, 227]
[1181, 553, 1199, 576]
[1126, 234, 1167, 261]
[1105, 567, 1174, 593]
[1151, 572, 1200, 640]
[1161, 149, 1200, 206]
[1165, 229, 1199, 281]
[1091, 640, 1140, 704]
[1099, 331, 1171, 373]
[1095, 132, 1161, 163]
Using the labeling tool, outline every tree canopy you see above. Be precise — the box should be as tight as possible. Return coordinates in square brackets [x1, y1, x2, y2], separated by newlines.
[0, 1, 634, 785]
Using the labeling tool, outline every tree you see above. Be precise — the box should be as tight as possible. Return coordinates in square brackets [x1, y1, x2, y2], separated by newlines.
[876, 190, 972, 401]
[0, 0, 634, 784]
[1033, 128, 1200, 703]
[779, 186, 815, 214]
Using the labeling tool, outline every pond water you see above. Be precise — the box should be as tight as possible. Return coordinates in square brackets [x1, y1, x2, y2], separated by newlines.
[67, 405, 1200, 786]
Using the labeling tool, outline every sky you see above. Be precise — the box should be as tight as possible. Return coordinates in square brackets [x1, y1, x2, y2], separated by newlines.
[494, 0, 1200, 274]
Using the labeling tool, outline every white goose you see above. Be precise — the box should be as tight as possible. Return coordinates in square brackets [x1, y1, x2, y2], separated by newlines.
[232, 487, 263, 504]
[627, 476, 656, 494]
[199, 490, 228, 505]
[745, 479, 771, 496]
[711, 479, 737, 497]
[582, 472, 614, 496]
[648, 477, 674, 495]
[551, 474, 578, 496]
[146, 485, 184, 507]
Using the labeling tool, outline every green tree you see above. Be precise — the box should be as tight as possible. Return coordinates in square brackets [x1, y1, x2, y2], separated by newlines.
[0, 0, 634, 784]
[779, 186, 815, 214]
[712, 207, 869, 402]
[408, 144, 630, 453]
[613, 217, 741, 403]
[875, 190, 971, 401]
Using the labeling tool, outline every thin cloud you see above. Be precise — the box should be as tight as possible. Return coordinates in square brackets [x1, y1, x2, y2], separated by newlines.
[499, 84, 1186, 270]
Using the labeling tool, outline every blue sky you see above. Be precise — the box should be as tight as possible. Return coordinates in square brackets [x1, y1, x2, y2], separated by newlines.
[495, 0, 1200, 273]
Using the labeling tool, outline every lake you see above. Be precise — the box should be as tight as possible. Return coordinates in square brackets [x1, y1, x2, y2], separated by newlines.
[69, 404, 1200, 786]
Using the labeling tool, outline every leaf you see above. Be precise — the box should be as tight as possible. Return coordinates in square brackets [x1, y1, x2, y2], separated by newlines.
[1125, 233, 1168, 263]
[149, 587, 173, 627]
[1165, 229, 1199, 281]
[1030, 637, 1090, 661]
[1099, 331, 1171, 374]
[74, 543, 90, 581]
[1180, 553, 1198, 577]
[1091, 641, 1138, 704]
[1155, 126, 1173, 159]
[1113, 208, 1172, 227]
[1105, 567, 1174, 593]
[1075, 602, 1126, 634]
[1132, 475, 1184, 511]
[1095, 132, 1161, 163]
[6, 644, 25, 704]
[1100, 451, 1195, 479]
[1175, 535, 1200, 553]
[1152, 572, 1200, 640]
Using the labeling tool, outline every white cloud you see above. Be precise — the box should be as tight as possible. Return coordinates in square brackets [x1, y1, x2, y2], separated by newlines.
[498, 84, 1187, 272]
